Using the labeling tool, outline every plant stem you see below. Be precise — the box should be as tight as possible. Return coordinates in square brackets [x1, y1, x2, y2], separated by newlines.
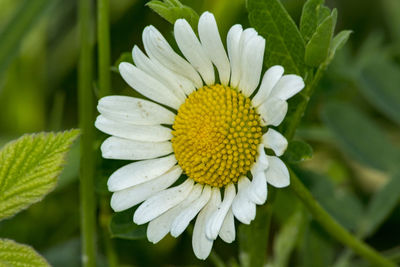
[289, 169, 396, 267]
[78, 0, 96, 266]
[97, 0, 111, 97]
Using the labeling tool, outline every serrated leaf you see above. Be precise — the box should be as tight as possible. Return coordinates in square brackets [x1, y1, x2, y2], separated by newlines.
[326, 30, 352, 63]
[0, 239, 49, 267]
[358, 59, 400, 126]
[273, 209, 306, 267]
[146, 0, 199, 29]
[0, 130, 80, 220]
[321, 102, 400, 172]
[360, 173, 400, 237]
[305, 11, 334, 67]
[283, 140, 313, 163]
[248, 0, 306, 76]
[300, 0, 324, 42]
[110, 209, 147, 240]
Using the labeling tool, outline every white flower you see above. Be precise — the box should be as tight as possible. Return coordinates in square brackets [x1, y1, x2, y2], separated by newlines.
[95, 11, 304, 260]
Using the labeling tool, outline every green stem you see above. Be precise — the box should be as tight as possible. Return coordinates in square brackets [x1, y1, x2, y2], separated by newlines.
[100, 198, 118, 267]
[97, 0, 111, 97]
[289, 169, 396, 267]
[78, 0, 96, 266]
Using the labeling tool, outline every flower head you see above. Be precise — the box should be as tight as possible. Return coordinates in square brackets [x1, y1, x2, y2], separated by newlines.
[95, 11, 304, 259]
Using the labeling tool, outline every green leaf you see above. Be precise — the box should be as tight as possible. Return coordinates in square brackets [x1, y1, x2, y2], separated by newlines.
[321, 102, 400, 172]
[317, 6, 331, 24]
[305, 11, 334, 67]
[300, 0, 324, 42]
[273, 209, 306, 267]
[110, 209, 147, 240]
[0, 0, 55, 81]
[0, 130, 80, 220]
[283, 140, 313, 163]
[326, 30, 352, 63]
[360, 173, 400, 237]
[146, 0, 199, 29]
[358, 59, 400, 126]
[0, 239, 49, 267]
[248, 0, 306, 76]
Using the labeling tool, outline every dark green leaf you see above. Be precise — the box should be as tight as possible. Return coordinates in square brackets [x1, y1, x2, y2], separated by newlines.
[300, 0, 324, 42]
[358, 59, 400, 126]
[305, 11, 334, 67]
[0, 239, 50, 267]
[146, 0, 199, 29]
[360, 173, 400, 237]
[283, 140, 313, 163]
[321, 102, 400, 172]
[110, 209, 147, 240]
[248, 0, 306, 75]
[0, 130, 80, 220]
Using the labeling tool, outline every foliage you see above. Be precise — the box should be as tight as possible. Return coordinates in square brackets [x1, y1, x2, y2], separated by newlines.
[0, 239, 49, 267]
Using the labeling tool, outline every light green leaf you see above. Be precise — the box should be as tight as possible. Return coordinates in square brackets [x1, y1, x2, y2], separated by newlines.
[0, 130, 80, 220]
[273, 209, 306, 267]
[146, 0, 199, 29]
[317, 6, 331, 24]
[0, 239, 49, 267]
[321, 102, 400, 172]
[326, 30, 352, 63]
[110, 209, 147, 240]
[248, 0, 306, 76]
[358, 59, 400, 126]
[283, 140, 313, 163]
[299, 0, 324, 42]
[305, 11, 334, 67]
[0, 0, 55, 81]
[360, 173, 400, 237]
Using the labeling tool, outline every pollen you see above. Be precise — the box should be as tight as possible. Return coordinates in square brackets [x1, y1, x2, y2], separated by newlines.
[171, 84, 262, 188]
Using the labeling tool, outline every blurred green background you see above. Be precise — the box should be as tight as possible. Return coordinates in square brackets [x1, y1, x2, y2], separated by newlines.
[0, 0, 399, 266]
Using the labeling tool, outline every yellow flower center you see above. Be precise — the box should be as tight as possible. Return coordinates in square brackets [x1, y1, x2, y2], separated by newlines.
[172, 84, 262, 187]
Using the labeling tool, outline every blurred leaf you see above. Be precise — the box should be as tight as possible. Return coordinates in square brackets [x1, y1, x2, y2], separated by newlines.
[321, 102, 400, 172]
[146, 0, 199, 29]
[248, 0, 306, 75]
[360, 173, 400, 237]
[0, 0, 55, 81]
[299, 0, 324, 43]
[305, 10, 335, 67]
[110, 209, 147, 240]
[0, 130, 80, 220]
[358, 59, 400, 126]
[0, 238, 49, 267]
[43, 238, 81, 267]
[111, 52, 133, 73]
[327, 30, 352, 63]
[239, 200, 273, 267]
[57, 139, 80, 190]
[272, 209, 306, 267]
[317, 6, 331, 24]
[283, 140, 313, 163]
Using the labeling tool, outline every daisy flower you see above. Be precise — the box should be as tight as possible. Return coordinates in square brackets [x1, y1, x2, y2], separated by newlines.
[95, 11, 304, 259]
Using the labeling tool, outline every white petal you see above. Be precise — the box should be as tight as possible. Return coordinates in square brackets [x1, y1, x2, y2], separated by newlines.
[258, 97, 288, 126]
[101, 136, 172, 160]
[235, 28, 257, 88]
[238, 35, 265, 96]
[134, 179, 195, 225]
[192, 188, 221, 260]
[174, 19, 215, 85]
[107, 155, 177, 192]
[249, 164, 268, 205]
[132, 46, 187, 100]
[252, 65, 284, 107]
[270, 74, 305, 100]
[227, 24, 243, 88]
[146, 183, 202, 243]
[110, 165, 182, 212]
[95, 115, 172, 142]
[143, 26, 203, 89]
[198, 12, 230, 85]
[263, 129, 288, 156]
[119, 62, 182, 109]
[265, 155, 290, 188]
[205, 183, 236, 240]
[218, 208, 235, 243]
[97, 96, 176, 125]
[232, 177, 256, 224]
[170, 185, 212, 237]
